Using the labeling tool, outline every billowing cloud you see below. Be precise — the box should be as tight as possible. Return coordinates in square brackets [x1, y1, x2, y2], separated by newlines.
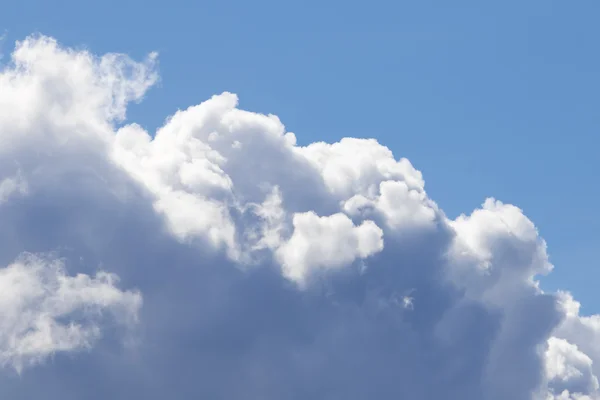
[0, 254, 141, 373]
[0, 34, 598, 399]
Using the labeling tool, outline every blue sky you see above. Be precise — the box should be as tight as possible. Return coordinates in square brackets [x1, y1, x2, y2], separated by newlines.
[2, 0, 598, 311]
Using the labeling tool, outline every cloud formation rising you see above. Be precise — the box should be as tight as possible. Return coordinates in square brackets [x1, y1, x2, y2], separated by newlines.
[0, 34, 598, 399]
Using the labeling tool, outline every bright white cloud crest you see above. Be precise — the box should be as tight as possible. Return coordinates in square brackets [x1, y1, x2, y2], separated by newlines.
[0, 35, 598, 399]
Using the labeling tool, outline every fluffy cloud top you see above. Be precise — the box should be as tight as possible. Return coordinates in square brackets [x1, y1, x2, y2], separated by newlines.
[0, 34, 598, 400]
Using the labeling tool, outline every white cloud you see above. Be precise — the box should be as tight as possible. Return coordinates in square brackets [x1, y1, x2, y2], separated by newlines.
[0, 173, 27, 204]
[343, 179, 438, 231]
[544, 337, 599, 398]
[0, 34, 600, 400]
[297, 137, 424, 199]
[275, 211, 384, 285]
[0, 253, 141, 373]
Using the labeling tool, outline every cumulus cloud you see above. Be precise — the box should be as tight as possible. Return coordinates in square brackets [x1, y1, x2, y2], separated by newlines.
[0, 253, 141, 373]
[275, 211, 384, 285]
[0, 34, 598, 399]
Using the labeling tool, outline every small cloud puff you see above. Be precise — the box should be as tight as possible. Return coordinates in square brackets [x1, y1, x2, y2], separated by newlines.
[0, 253, 141, 373]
